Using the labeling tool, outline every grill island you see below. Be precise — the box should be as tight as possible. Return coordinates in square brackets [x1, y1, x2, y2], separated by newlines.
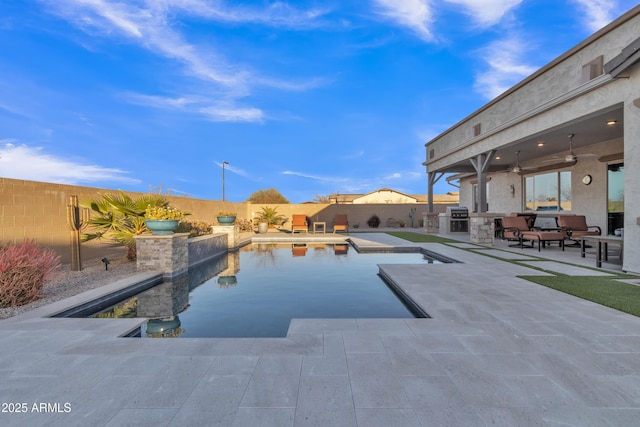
[440, 207, 469, 233]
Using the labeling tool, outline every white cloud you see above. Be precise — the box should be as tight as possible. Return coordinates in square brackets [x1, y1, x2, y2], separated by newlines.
[473, 37, 538, 99]
[214, 161, 250, 178]
[150, 0, 330, 27]
[123, 92, 265, 123]
[41, 0, 328, 121]
[444, 0, 523, 26]
[572, 0, 619, 32]
[282, 168, 423, 194]
[0, 143, 139, 185]
[372, 0, 434, 41]
[282, 171, 329, 181]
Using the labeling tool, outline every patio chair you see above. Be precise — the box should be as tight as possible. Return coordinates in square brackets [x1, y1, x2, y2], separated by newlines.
[291, 214, 308, 233]
[557, 215, 601, 247]
[333, 214, 349, 233]
[502, 215, 565, 251]
[501, 215, 531, 245]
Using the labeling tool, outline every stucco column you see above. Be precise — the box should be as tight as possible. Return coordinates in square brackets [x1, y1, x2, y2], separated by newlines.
[624, 95, 640, 273]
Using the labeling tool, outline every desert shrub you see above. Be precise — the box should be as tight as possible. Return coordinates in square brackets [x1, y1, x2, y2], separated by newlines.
[0, 239, 60, 308]
[235, 219, 255, 232]
[177, 219, 214, 237]
[367, 214, 381, 228]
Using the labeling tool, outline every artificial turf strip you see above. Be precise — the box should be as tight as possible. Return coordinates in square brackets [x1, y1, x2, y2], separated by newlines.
[521, 275, 640, 317]
[386, 231, 460, 244]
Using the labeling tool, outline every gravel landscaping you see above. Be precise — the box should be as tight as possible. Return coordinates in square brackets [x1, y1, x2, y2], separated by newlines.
[0, 248, 136, 319]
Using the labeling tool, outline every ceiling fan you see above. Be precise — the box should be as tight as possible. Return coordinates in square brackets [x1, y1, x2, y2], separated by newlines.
[544, 134, 596, 163]
[501, 150, 537, 174]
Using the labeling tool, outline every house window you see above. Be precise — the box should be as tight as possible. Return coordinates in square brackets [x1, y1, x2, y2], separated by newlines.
[473, 123, 481, 137]
[524, 171, 571, 211]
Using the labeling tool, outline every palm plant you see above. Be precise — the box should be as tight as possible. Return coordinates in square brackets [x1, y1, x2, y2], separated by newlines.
[82, 191, 169, 260]
[255, 206, 287, 227]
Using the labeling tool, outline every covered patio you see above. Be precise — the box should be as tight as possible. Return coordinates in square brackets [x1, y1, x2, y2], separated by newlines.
[424, 5, 639, 274]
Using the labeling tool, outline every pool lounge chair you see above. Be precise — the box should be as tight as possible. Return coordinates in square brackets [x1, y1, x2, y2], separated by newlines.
[291, 214, 308, 233]
[333, 214, 349, 233]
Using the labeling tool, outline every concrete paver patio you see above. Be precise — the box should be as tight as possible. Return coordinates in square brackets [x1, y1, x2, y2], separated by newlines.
[1, 231, 639, 426]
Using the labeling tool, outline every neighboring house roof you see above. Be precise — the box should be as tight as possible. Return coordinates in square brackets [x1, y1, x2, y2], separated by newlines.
[329, 188, 459, 204]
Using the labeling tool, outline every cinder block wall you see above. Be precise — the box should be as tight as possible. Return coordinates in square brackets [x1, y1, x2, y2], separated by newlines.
[1, 178, 455, 263]
[248, 203, 452, 230]
[0, 178, 244, 263]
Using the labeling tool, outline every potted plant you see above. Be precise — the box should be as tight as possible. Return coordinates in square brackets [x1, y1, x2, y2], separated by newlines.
[145, 205, 186, 235]
[216, 211, 237, 226]
[255, 206, 286, 233]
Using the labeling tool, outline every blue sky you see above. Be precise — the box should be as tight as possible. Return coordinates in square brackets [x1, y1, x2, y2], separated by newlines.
[0, 1, 637, 203]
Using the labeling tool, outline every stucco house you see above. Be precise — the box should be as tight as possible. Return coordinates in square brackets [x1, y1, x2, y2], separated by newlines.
[329, 188, 459, 205]
[424, 5, 639, 273]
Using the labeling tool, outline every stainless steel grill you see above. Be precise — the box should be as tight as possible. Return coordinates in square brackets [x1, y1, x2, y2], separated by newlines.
[446, 207, 469, 219]
[445, 207, 469, 232]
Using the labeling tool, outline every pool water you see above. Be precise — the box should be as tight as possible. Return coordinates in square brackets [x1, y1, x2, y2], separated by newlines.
[102, 243, 439, 338]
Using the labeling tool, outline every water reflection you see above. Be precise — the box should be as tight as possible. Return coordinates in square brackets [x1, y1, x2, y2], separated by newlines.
[145, 316, 184, 338]
[291, 243, 308, 257]
[333, 243, 349, 255]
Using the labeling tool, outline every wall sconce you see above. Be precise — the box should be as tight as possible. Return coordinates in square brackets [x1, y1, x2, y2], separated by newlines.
[509, 184, 516, 197]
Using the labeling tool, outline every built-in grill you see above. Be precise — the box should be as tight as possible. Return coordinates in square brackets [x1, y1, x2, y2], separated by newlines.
[446, 207, 469, 218]
[445, 207, 469, 232]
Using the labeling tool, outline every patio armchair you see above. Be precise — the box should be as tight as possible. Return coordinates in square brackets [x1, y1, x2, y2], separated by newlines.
[291, 214, 308, 234]
[333, 214, 349, 233]
[557, 215, 601, 247]
[500, 215, 531, 243]
[502, 215, 565, 251]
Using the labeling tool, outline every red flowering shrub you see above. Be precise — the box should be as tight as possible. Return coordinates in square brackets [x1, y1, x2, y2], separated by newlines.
[0, 240, 60, 308]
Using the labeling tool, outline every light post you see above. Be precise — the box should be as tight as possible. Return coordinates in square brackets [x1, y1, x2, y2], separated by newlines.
[222, 161, 229, 201]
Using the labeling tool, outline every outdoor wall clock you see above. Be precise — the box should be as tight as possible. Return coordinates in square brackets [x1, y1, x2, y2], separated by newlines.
[582, 174, 592, 185]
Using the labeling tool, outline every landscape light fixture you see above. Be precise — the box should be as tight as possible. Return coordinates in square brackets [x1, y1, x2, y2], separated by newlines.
[101, 257, 110, 271]
[222, 161, 229, 202]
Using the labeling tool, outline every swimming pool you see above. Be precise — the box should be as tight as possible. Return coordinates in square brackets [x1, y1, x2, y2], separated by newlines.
[93, 243, 442, 338]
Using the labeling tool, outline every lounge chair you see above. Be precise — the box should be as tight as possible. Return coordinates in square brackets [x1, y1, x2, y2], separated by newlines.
[557, 215, 601, 247]
[291, 214, 308, 234]
[502, 215, 565, 251]
[333, 214, 349, 233]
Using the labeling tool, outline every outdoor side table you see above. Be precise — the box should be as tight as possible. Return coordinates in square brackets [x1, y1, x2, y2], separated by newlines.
[581, 235, 623, 268]
[313, 222, 326, 234]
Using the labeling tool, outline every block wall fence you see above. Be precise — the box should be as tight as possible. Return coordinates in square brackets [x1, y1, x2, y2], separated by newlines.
[1, 178, 455, 264]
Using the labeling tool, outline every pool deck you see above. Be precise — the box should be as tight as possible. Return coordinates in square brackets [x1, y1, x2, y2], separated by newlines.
[1, 231, 639, 426]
